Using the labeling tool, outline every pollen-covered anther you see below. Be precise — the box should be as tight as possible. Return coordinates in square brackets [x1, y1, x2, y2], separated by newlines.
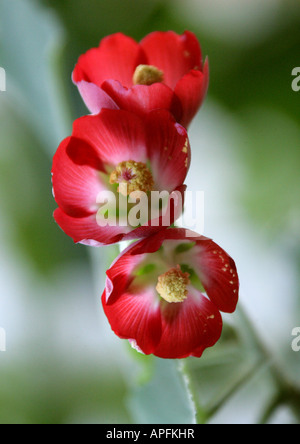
[133, 64, 164, 86]
[156, 265, 190, 303]
[109, 160, 154, 197]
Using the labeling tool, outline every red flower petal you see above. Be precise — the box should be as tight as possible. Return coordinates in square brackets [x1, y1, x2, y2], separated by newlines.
[174, 59, 209, 128]
[101, 80, 183, 122]
[145, 110, 191, 192]
[102, 287, 162, 355]
[52, 137, 105, 217]
[53, 208, 131, 246]
[194, 239, 239, 314]
[140, 31, 202, 89]
[104, 241, 148, 302]
[71, 109, 148, 166]
[73, 33, 146, 89]
[153, 289, 223, 359]
[75, 80, 119, 115]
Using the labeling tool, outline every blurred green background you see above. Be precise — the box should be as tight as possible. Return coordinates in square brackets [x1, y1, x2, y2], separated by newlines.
[0, 0, 299, 424]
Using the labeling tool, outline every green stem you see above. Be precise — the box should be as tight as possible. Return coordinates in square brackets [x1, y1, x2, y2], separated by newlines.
[178, 304, 300, 424]
[178, 360, 208, 424]
[206, 357, 265, 419]
[238, 306, 300, 388]
[234, 305, 300, 423]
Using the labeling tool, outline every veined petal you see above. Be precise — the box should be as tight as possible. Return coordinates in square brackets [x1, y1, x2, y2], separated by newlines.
[52, 137, 105, 217]
[72, 109, 148, 166]
[153, 288, 223, 359]
[174, 59, 209, 129]
[74, 80, 119, 115]
[53, 208, 131, 246]
[140, 31, 202, 89]
[101, 80, 183, 122]
[73, 33, 146, 88]
[105, 244, 148, 302]
[145, 110, 191, 192]
[102, 287, 162, 355]
[193, 239, 239, 314]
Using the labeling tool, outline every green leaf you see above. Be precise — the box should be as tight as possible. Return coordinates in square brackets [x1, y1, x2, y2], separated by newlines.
[182, 308, 269, 421]
[127, 358, 196, 424]
[0, 97, 87, 276]
[0, 0, 69, 155]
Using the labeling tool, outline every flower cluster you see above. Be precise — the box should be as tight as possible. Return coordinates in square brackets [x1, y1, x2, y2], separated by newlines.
[52, 31, 239, 359]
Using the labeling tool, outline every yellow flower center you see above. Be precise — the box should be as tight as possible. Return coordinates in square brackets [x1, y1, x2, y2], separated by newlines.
[109, 160, 154, 196]
[132, 64, 164, 86]
[156, 265, 190, 303]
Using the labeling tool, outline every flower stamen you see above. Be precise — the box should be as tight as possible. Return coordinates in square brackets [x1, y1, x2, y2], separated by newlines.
[133, 64, 164, 86]
[109, 160, 154, 197]
[156, 265, 190, 303]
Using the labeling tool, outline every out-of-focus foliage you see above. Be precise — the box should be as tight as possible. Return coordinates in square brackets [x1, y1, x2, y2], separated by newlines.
[0, 363, 131, 424]
[0, 97, 86, 275]
[0, 0, 87, 275]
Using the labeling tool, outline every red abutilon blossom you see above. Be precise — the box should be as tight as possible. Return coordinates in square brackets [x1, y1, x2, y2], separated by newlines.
[52, 109, 191, 246]
[102, 228, 239, 359]
[72, 31, 209, 129]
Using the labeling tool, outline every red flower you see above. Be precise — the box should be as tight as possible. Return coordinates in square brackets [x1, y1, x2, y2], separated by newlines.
[102, 228, 239, 359]
[72, 31, 209, 129]
[52, 109, 190, 246]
